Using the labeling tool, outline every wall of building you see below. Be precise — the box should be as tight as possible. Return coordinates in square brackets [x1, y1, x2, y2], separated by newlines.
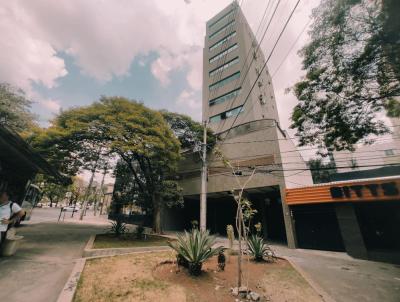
[333, 141, 400, 173]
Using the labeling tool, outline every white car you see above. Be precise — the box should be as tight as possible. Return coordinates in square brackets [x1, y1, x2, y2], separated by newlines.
[62, 206, 80, 212]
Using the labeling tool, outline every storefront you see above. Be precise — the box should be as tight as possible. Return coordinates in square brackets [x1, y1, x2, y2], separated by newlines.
[286, 177, 400, 264]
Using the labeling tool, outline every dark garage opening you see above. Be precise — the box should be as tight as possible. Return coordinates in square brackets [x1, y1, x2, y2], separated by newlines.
[355, 201, 400, 255]
[293, 203, 345, 251]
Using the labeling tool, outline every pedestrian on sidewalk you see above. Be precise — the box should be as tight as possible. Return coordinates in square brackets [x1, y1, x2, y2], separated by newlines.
[0, 190, 25, 248]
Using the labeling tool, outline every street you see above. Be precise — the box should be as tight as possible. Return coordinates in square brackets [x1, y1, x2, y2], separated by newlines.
[0, 208, 109, 302]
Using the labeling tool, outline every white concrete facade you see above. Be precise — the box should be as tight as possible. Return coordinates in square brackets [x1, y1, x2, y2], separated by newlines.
[175, 2, 313, 248]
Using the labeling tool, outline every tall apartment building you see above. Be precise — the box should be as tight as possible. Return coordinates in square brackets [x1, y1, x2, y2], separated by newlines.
[165, 2, 313, 249]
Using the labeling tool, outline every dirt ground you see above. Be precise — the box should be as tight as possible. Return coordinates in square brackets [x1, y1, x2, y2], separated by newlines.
[74, 252, 323, 302]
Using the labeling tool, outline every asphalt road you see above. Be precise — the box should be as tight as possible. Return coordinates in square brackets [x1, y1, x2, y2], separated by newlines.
[0, 208, 106, 302]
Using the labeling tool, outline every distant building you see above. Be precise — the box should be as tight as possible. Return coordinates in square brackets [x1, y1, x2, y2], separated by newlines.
[164, 2, 313, 249]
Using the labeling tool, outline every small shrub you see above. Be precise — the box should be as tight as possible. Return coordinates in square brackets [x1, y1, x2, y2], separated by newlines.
[190, 220, 199, 230]
[134, 225, 145, 239]
[247, 235, 276, 262]
[217, 249, 226, 271]
[108, 220, 128, 237]
[176, 253, 189, 268]
[167, 229, 223, 276]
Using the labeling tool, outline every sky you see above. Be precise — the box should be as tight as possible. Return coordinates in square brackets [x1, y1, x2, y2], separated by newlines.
[0, 0, 323, 182]
[0, 0, 321, 128]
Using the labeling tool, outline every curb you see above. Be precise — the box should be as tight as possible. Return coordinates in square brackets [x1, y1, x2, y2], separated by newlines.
[56, 258, 86, 302]
[82, 235, 96, 257]
[83, 245, 171, 257]
[284, 257, 336, 302]
[82, 234, 171, 258]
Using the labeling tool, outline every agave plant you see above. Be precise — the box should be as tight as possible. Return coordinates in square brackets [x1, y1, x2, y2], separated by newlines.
[108, 219, 128, 237]
[247, 234, 276, 262]
[168, 229, 223, 276]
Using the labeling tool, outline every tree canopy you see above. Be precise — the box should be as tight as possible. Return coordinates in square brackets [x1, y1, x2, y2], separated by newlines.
[161, 110, 216, 152]
[291, 0, 400, 151]
[0, 83, 37, 133]
[31, 97, 182, 232]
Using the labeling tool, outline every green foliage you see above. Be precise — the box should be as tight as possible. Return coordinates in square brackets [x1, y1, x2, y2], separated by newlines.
[160, 180, 184, 208]
[108, 220, 128, 237]
[247, 235, 276, 262]
[161, 110, 216, 152]
[36, 174, 69, 206]
[134, 225, 145, 239]
[167, 229, 223, 276]
[307, 158, 337, 184]
[254, 222, 262, 236]
[291, 0, 400, 150]
[240, 198, 257, 224]
[0, 83, 37, 134]
[30, 96, 182, 233]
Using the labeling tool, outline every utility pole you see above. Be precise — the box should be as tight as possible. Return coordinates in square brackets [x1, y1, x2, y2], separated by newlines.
[200, 121, 207, 231]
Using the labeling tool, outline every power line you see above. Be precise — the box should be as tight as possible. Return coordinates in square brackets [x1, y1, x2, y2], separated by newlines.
[222, 0, 302, 139]
[215, 0, 281, 134]
[178, 162, 400, 175]
[271, 17, 311, 78]
[214, 133, 400, 146]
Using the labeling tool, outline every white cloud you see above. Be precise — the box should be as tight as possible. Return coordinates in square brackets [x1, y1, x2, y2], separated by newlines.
[0, 0, 321, 127]
[175, 89, 202, 120]
[37, 99, 61, 113]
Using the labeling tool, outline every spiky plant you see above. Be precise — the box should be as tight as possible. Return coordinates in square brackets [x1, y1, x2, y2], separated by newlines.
[167, 229, 223, 276]
[247, 235, 276, 262]
[108, 219, 127, 237]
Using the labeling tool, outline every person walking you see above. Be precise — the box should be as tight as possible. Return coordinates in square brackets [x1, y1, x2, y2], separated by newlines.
[0, 190, 25, 248]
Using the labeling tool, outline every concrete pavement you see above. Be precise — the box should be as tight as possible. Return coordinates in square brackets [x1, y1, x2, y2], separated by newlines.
[214, 237, 400, 302]
[0, 208, 108, 302]
[273, 245, 400, 302]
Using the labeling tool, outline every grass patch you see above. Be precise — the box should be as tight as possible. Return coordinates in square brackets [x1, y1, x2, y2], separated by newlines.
[93, 233, 171, 249]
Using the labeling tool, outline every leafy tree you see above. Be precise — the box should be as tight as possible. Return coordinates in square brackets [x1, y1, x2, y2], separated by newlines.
[36, 174, 69, 207]
[0, 83, 36, 133]
[291, 0, 400, 151]
[29, 105, 110, 176]
[161, 111, 216, 152]
[307, 158, 337, 184]
[67, 176, 86, 206]
[95, 97, 181, 233]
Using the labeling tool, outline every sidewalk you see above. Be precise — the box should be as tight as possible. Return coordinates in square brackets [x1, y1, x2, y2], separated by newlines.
[214, 237, 400, 302]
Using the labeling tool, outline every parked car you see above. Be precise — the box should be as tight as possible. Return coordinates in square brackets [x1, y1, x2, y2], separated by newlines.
[62, 206, 79, 212]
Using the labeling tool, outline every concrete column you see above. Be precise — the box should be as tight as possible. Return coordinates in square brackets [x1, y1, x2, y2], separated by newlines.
[335, 203, 368, 259]
[279, 185, 297, 249]
[260, 199, 269, 240]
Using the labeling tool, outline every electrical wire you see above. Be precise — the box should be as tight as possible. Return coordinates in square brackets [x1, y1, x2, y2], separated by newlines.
[221, 0, 302, 139]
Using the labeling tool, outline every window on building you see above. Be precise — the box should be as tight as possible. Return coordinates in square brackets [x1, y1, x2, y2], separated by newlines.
[208, 8, 236, 30]
[209, 57, 239, 77]
[209, 106, 243, 123]
[209, 87, 241, 106]
[209, 44, 238, 64]
[209, 20, 236, 39]
[209, 72, 240, 91]
[384, 149, 395, 156]
[209, 32, 237, 52]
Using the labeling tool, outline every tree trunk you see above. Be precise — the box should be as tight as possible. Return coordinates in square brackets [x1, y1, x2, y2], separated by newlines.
[152, 193, 162, 234]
